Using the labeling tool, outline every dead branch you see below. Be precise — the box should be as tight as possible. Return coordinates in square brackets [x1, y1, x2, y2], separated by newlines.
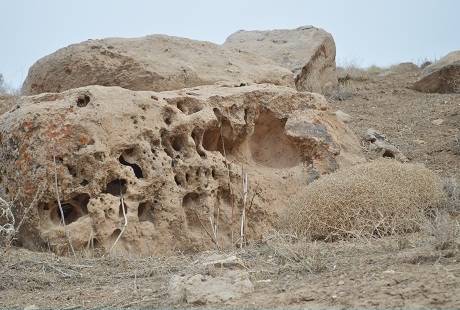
[53, 153, 76, 257]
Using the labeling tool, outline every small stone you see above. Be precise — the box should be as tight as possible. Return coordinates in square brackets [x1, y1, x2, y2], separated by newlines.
[338, 280, 345, 285]
[335, 110, 352, 123]
[432, 119, 444, 126]
[24, 305, 39, 310]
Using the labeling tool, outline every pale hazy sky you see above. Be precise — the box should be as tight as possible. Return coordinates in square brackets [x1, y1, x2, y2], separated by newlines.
[1, 0, 459, 88]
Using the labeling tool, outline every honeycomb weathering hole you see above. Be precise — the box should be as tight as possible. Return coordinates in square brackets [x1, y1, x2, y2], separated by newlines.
[119, 155, 144, 178]
[76, 94, 91, 107]
[138, 201, 155, 223]
[104, 179, 127, 196]
[382, 150, 395, 158]
[250, 110, 302, 168]
[51, 193, 90, 225]
[167, 97, 204, 115]
[202, 123, 234, 156]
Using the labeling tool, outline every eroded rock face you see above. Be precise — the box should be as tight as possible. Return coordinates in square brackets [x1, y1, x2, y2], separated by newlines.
[224, 26, 338, 94]
[413, 51, 460, 93]
[21, 35, 294, 95]
[0, 84, 363, 255]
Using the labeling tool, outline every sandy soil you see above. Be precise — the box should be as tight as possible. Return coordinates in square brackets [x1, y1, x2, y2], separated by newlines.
[330, 68, 460, 179]
[0, 68, 459, 309]
[1, 232, 459, 309]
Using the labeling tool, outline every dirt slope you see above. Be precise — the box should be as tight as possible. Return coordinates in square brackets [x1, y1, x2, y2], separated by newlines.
[331, 68, 460, 179]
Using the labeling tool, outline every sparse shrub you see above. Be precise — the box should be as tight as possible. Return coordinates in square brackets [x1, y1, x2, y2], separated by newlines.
[263, 232, 329, 273]
[442, 177, 460, 213]
[337, 66, 369, 83]
[423, 210, 459, 250]
[281, 159, 446, 240]
[0, 197, 16, 248]
[337, 63, 385, 84]
[366, 65, 385, 75]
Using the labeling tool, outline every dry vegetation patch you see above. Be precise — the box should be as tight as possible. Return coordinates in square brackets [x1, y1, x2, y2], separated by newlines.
[281, 159, 446, 240]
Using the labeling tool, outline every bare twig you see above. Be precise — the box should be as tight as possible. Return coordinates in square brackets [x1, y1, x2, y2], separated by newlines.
[220, 116, 234, 247]
[53, 153, 76, 257]
[1, 183, 45, 254]
[109, 191, 128, 253]
[240, 167, 248, 249]
[192, 209, 219, 248]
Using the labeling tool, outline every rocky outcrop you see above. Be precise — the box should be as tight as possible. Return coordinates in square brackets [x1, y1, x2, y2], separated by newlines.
[169, 269, 253, 304]
[0, 84, 364, 255]
[412, 51, 460, 93]
[21, 35, 294, 95]
[224, 26, 338, 94]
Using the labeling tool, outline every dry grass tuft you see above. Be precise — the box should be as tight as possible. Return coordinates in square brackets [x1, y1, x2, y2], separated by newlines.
[423, 210, 459, 250]
[443, 176, 460, 213]
[281, 159, 446, 240]
[0, 197, 16, 248]
[262, 232, 329, 273]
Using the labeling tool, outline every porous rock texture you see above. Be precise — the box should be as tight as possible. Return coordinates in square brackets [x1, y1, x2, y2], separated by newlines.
[412, 51, 460, 93]
[21, 35, 294, 95]
[224, 26, 338, 94]
[0, 84, 363, 255]
[169, 270, 254, 304]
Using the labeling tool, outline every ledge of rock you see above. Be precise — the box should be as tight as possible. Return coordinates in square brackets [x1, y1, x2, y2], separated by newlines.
[0, 84, 364, 255]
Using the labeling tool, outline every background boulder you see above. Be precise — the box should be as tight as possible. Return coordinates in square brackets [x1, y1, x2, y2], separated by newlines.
[21, 35, 294, 95]
[412, 51, 460, 93]
[224, 26, 338, 94]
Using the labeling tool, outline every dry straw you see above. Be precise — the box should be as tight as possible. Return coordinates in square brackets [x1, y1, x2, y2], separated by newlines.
[281, 159, 446, 240]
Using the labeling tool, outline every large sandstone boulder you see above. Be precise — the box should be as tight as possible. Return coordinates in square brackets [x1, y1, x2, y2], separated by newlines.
[0, 84, 363, 255]
[412, 51, 460, 93]
[224, 26, 338, 94]
[21, 35, 294, 95]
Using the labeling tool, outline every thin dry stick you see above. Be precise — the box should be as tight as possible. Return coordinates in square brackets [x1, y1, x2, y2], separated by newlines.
[13, 184, 45, 235]
[110, 192, 128, 253]
[208, 215, 218, 248]
[53, 153, 76, 257]
[240, 167, 248, 249]
[220, 120, 234, 246]
[192, 209, 219, 248]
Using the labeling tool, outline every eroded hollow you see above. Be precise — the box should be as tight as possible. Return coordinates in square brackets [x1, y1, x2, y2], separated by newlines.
[76, 94, 90, 107]
[382, 150, 395, 158]
[119, 155, 144, 178]
[191, 128, 206, 158]
[166, 97, 204, 115]
[138, 201, 156, 223]
[104, 179, 127, 196]
[202, 119, 235, 156]
[250, 110, 301, 168]
[118, 202, 128, 217]
[50, 193, 90, 225]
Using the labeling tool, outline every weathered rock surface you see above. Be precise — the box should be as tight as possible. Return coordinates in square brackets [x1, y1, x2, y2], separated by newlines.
[412, 51, 460, 93]
[224, 26, 338, 94]
[365, 128, 407, 162]
[21, 35, 294, 95]
[0, 84, 363, 255]
[169, 270, 253, 304]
